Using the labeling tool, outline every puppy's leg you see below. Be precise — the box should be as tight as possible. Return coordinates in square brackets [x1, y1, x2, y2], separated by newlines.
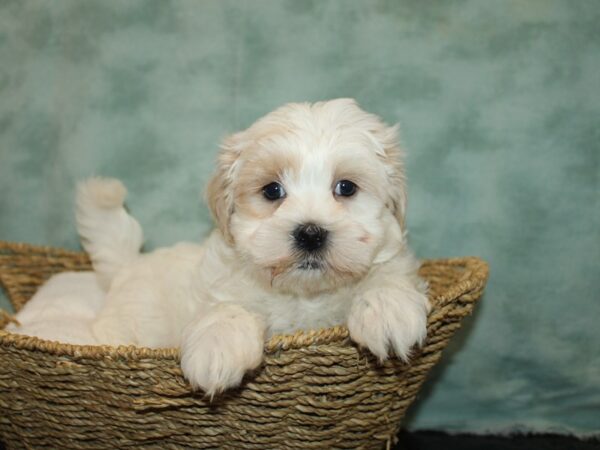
[91, 278, 180, 348]
[180, 303, 266, 397]
[347, 252, 430, 361]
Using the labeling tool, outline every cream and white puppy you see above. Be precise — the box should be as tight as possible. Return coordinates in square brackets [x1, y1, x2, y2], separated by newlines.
[12, 99, 430, 396]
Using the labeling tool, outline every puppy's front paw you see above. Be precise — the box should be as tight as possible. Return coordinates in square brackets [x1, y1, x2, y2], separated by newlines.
[180, 305, 265, 397]
[347, 288, 429, 361]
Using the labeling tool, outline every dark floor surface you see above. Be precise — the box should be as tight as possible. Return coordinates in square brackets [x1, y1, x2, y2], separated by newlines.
[395, 431, 600, 450]
[1, 432, 599, 449]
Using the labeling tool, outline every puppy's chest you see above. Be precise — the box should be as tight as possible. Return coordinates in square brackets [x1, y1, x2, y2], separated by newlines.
[253, 291, 352, 336]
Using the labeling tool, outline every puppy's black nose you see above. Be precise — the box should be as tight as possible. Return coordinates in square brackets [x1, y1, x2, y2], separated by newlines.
[293, 223, 328, 252]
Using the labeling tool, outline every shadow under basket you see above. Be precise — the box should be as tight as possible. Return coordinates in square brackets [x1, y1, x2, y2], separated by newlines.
[0, 241, 488, 450]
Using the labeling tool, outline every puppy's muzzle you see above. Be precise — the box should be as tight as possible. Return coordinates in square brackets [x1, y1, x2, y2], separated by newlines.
[293, 223, 328, 252]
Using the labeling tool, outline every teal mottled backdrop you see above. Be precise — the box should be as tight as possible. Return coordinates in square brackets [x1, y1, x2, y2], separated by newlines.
[0, 0, 598, 436]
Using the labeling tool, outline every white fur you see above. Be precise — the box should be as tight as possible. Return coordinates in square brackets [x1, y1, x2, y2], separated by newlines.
[76, 177, 143, 290]
[6, 272, 105, 345]
[180, 303, 265, 396]
[9, 99, 430, 397]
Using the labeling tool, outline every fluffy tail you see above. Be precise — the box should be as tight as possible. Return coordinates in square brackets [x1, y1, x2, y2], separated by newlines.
[76, 177, 143, 289]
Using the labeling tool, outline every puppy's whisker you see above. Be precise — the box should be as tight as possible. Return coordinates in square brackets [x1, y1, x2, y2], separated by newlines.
[269, 257, 294, 285]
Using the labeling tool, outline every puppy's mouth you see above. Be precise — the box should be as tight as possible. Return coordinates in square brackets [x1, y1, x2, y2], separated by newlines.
[268, 256, 325, 287]
[297, 259, 323, 271]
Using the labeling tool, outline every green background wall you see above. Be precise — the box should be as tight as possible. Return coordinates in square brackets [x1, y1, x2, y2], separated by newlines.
[1, 0, 598, 435]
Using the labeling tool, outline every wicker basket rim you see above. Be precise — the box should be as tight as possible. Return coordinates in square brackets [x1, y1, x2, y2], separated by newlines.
[0, 240, 489, 360]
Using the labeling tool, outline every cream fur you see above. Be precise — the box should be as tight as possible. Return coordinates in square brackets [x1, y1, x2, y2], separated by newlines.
[9, 99, 430, 397]
[5, 272, 105, 345]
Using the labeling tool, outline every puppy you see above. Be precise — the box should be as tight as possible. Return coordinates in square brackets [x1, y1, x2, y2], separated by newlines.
[16, 99, 430, 396]
[5, 272, 105, 345]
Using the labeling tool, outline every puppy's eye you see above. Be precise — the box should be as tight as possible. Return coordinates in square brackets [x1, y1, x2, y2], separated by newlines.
[262, 182, 286, 201]
[334, 180, 357, 197]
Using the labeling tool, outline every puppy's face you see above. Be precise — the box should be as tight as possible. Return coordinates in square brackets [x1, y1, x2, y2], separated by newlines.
[207, 99, 407, 295]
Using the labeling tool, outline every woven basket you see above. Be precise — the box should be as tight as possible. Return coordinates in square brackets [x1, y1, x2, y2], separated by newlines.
[0, 241, 488, 450]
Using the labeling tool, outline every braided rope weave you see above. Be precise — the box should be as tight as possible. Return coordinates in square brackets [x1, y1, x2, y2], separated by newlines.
[0, 241, 488, 449]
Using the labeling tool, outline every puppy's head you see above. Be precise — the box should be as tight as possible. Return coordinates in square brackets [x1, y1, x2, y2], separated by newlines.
[207, 98, 407, 294]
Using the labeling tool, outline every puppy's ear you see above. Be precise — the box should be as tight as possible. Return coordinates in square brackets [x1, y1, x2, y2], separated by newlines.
[374, 124, 407, 229]
[205, 134, 243, 244]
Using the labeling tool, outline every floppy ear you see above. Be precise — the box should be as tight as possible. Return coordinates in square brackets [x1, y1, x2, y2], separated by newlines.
[205, 134, 243, 244]
[374, 124, 407, 229]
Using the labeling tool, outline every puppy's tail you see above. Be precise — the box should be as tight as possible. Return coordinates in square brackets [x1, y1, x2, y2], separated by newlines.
[76, 177, 143, 289]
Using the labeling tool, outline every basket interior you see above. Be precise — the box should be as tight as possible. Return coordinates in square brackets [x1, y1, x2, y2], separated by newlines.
[0, 241, 489, 353]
